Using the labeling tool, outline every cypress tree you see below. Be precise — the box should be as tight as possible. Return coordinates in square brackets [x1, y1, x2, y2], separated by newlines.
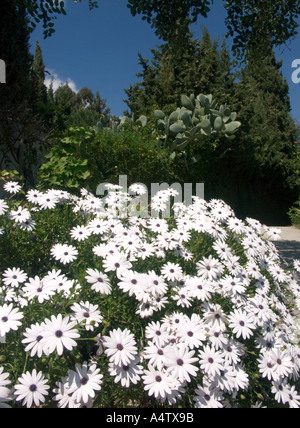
[0, 0, 48, 185]
[32, 39, 47, 105]
[209, 37, 300, 224]
[124, 28, 234, 116]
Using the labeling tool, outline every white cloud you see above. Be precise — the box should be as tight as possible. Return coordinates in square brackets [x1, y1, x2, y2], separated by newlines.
[45, 69, 79, 93]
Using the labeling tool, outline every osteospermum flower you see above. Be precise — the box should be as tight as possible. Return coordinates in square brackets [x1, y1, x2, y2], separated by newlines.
[70, 301, 103, 331]
[293, 259, 300, 273]
[144, 344, 169, 371]
[228, 309, 256, 340]
[176, 319, 206, 349]
[0, 303, 23, 337]
[199, 345, 225, 378]
[3, 181, 22, 194]
[161, 262, 183, 282]
[108, 356, 144, 388]
[103, 252, 132, 277]
[0, 199, 8, 216]
[37, 191, 59, 209]
[50, 243, 78, 265]
[41, 314, 80, 356]
[142, 365, 174, 400]
[165, 346, 199, 383]
[22, 322, 48, 358]
[14, 369, 50, 408]
[85, 269, 112, 295]
[9, 207, 31, 224]
[23, 276, 56, 303]
[26, 189, 42, 204]
[70, 225, 91, 241]
[67, 361, 103, 405]
[193, 384, 223, 408]
[196, 255, 224, 281]
[145, 321, 169, 348]
[2, 267, 27, 288]
[0, 367, 11, 403]
[103, 328, 138, 367]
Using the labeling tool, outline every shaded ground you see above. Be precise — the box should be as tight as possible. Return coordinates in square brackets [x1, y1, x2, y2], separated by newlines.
[273, 241, 300, 265]
[272, 227, 300, 266]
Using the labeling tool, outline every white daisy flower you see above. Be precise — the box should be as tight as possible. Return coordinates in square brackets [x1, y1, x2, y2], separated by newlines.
[165, 346, 199, 383]
[196, 255, 224, 281]
[108, 356, 143, 387]
[41, 314, 80, 356]
[85, 269, 112, 295]
[103, 328, 138, 367]
[23, 276, 56, 303]
[103, 252, 132, 277]
[70, 301, 103, 331]
[22, 322, 49, 358]
[3, 181, 22, 194]
[161, 262, 183, 282]
[193, 383, 223, 408]
[0, 303, 23, 337]
[70, 225, 91, 241]
[9, 206, 31, 224]
[199, 345, 225, 378]
[145, 321, 170, 348]
[142, 365, 174, 400]
[0, 367, 12, 403]
[26, 189, 42, 204]
[14, 369, 49, 408]
[228, 308, 256, 340]
[0, 199, 8, 216]
[2, 267, 27, 288]
[67, 361, 103, 405]
[50, 243, 78, 265]
[37, 192, 59, 209]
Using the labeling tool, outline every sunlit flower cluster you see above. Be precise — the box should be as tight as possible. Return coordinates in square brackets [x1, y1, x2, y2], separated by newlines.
[1, 181, 300, 408]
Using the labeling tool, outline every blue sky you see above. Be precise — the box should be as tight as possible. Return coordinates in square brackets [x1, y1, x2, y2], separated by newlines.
[30, 0, 300, 122]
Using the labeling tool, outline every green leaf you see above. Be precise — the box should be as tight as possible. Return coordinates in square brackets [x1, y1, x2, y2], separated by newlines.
[169, 110, 179, 122]
[199, 118, 210, 129]
[214, 116, 223, 131]
[169, 122, 186, 134]
[154, 110, 165, 119]
[137, 115, 147, 127]
[181, 94, 194, 110]
[225, 121, 241, 134]
[181, 111, 192, 127]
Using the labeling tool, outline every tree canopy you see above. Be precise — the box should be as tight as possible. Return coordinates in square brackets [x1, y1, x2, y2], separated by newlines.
[16, 0, 300, 57]
[224, 0, 300, 58]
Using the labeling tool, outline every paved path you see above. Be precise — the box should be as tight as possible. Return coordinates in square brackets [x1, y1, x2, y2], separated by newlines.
[269, 227, 300, 266]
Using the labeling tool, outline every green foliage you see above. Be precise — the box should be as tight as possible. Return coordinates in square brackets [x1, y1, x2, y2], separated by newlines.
[224, 0, 300, 59]
[127, 0, 211, 42]
[37, 127, 98, 191]
[47, 85, 111, 131]
[18, 0, 98, 38]
[0, 1, 51, 185]
[37, 123, 179, 194]
[124, 28, 235, 118]
[153, 93, 240, 169]
[288, 201, 300, 227]
[94, 122, 179, 189]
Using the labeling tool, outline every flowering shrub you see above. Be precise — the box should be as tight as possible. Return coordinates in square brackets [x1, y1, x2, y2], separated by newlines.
[1, 181, 300, 408]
